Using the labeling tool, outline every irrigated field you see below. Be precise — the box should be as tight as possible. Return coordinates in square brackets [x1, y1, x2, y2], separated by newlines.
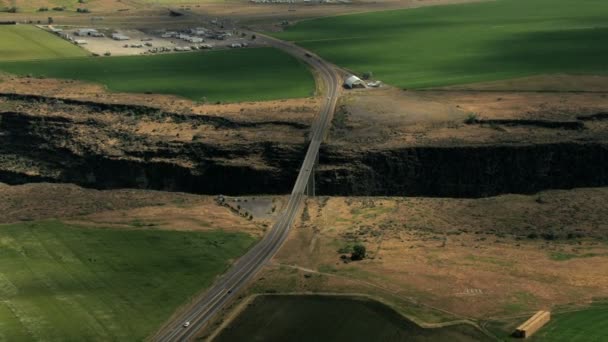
[0, 47, 315, 103]
[0, 25, 88, 62]
[532, 303, 608, 342]
[274, 0, 608, 88]
[0, 220, 255, 341]
[215, 295, 489, 342]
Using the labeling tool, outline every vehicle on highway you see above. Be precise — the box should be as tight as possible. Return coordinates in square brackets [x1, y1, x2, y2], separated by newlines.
[183, 321, 190, 328]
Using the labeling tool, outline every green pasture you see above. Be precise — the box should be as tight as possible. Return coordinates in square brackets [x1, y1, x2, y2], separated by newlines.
[0, 25, 88, 62]
[0, 220, 255, 341]
[0, 47, 315, 102]
[273, 0, 608, 88]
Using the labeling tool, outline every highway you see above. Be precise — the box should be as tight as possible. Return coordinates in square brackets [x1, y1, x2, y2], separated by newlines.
[153, 34, 341, 341]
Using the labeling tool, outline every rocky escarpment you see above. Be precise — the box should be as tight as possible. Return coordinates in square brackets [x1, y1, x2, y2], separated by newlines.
[317, 143, 608, 198]
[0, 96, 308, 195]
[1, 94, 608, 198]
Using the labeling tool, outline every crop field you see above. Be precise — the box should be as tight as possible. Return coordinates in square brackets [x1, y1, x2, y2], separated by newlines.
[0, 47, 315, 103]
[0, 220, 255, 341]
[274, 0, 608, 89]
[531, 303, 608, 342]
[0, 25, 88, 62]
[215, 295, 489, 342]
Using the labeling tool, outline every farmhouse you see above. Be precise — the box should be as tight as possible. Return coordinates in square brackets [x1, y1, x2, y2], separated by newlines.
[344, 75, 365, 89]
[514, 311, 551, 338]
[112, 33, 130, 41]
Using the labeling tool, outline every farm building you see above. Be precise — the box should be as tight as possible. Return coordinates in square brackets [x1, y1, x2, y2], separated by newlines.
[344, 75, 365, 89]
[74, 39, 88, 45]
[74, 29, 101, 37]
[48, 25, 62, 33]
[112, 33, 130, 41]
[514, 311, 551, 338]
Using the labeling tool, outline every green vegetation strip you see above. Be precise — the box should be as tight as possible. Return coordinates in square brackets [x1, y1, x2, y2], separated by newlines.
[531, 303, 608, 341]
[215, 295, 489, 342]
[273, 0, 608, 88]
[0, 47, 315, 103]
[0, 25, 88, 62]
[0, 220, 255, 341]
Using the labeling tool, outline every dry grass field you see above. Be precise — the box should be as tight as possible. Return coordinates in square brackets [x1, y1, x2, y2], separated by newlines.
[254, 189, 608, 322]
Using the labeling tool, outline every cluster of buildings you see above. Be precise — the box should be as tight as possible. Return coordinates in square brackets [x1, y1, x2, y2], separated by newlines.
[49, 26, 131, 46]
[159, 27, 232, 42]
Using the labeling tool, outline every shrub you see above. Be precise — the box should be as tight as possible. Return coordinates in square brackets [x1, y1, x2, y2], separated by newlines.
[351, 244, 366, 261]
[464, 113, 479, 124]
[527, 232, 538, 239]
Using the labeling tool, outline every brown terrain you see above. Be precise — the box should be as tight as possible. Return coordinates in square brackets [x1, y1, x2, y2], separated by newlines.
[0, 182, 280, 237]
[198, 189, 608, 338]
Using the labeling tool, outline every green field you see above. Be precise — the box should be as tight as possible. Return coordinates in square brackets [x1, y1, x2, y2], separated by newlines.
[531, 303, 608, 342]
[273, 0, 608, 88]
[215, 295, 489, 342]
[0, 25, 88, 62]
[0, 47, 315, 102]
[0, 220, 255, 341]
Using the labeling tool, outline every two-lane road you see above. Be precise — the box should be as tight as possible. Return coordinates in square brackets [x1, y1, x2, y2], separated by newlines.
[154, 34, 341, 341]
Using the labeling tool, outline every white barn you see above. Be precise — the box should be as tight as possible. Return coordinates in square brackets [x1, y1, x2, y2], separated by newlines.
[344, 75, 365, 89]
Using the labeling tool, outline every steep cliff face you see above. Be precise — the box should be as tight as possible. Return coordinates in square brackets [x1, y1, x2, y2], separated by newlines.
[317, 144, 608, 197]
[0, 107, 307, 195]
[2, 95, 607, 198]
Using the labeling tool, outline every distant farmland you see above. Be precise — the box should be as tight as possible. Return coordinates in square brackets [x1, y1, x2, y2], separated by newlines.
[274, 0, 608, 89]
[0, 48, 316, 103]
[0, 220, 255, 341]
[0, 25, 88, 62]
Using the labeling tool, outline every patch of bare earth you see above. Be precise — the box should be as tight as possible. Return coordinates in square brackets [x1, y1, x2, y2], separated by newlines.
[0, 182, 283, 236]
[333, 79, 608, 148]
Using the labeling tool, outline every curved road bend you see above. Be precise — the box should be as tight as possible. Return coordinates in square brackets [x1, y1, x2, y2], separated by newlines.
[154, 35, 341, 341]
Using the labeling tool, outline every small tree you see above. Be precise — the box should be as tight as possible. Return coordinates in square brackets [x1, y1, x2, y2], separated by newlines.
[351, 244, 366, 261]
[362, 71, 373, 80]
[464, 113, 479, 124]
[48, 17, 54, 24]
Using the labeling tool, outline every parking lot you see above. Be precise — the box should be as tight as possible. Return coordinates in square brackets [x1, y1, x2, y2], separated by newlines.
[55, 27, 260, 57]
